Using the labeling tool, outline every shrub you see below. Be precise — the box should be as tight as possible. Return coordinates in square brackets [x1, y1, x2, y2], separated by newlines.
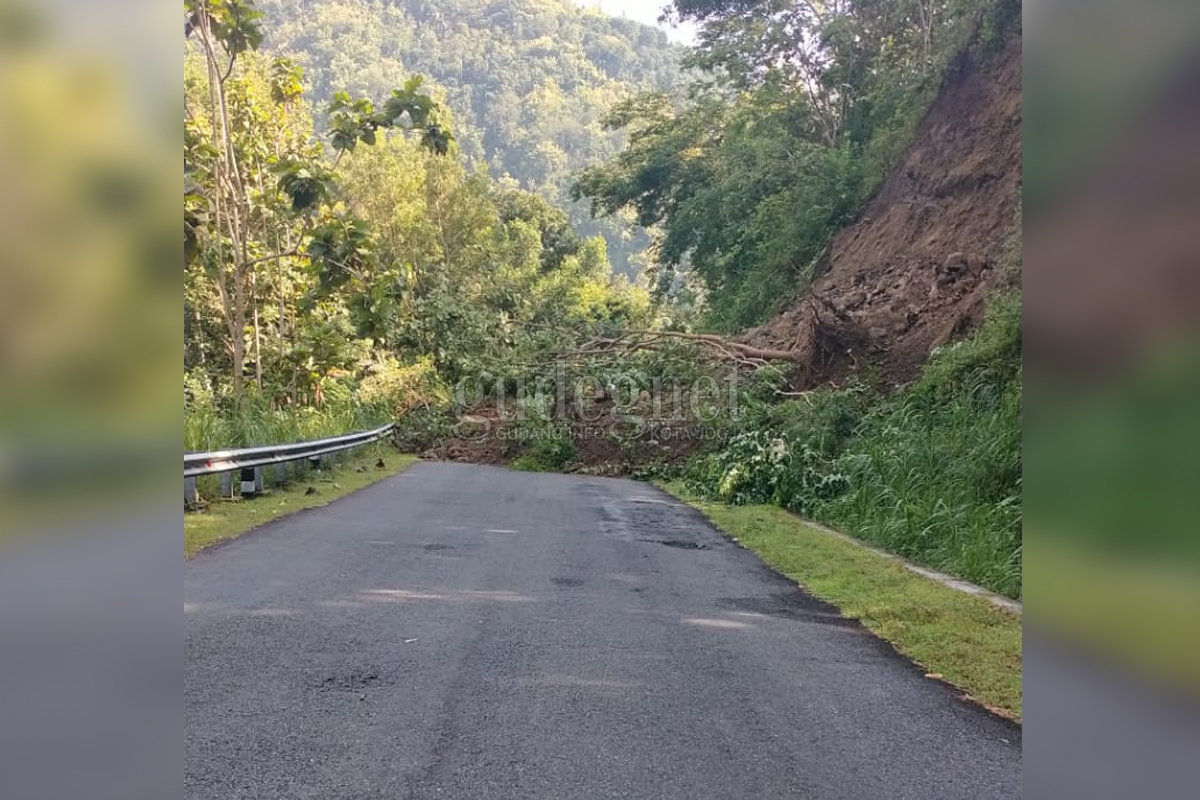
[511, 421, 577, 472]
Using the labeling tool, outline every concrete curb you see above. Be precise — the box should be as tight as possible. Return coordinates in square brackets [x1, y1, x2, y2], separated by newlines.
[797, 517, 1022, 615]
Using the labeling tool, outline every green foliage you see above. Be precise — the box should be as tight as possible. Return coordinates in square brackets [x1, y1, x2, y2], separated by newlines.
[978, 0, 1022, 55]
[391, 406, 457, 453]
[819, 296, 1023, 597]
[511, 421, 577, 472]
[269, 56, 304, 104]
[332, 132, 655, 383]
[275, 160, 336, 212]
[189, 0, 267, 58]
[326, 78, 453, 155]
[306, 215, 375, 292]
[186, 1, 458, 403]
[184, 368, 391, 453]
[256, 0, 685, 277]
[685, 385, 866, 509]
[683, 295, 1023, 599]
[687, 429, 849, 510]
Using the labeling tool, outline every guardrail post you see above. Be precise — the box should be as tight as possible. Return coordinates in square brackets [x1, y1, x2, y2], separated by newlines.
[274, 463, 287, 487]
[240, 467, 259, 498]
[185, 476, 197, 505]
[219, 471, 233, 498]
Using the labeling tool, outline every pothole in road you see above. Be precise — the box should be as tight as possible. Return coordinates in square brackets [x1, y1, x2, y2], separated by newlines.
[551, 577, 584, 588]
[423, 543, 455, 552]
[639, 538, 709, 550]
[314, 671, 389, 693]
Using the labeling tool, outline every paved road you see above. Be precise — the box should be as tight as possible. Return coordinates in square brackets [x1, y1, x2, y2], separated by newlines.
[186, 462, 1021, 799]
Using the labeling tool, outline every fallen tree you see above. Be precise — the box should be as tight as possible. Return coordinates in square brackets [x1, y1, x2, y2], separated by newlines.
[552, 329, 805, 367]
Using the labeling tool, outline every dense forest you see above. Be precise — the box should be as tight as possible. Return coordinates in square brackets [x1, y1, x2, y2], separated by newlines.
[184, 0, 1022, 598]
[256, 0, 685, 276]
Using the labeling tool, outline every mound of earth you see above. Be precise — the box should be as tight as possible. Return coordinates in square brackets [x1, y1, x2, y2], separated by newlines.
[421, 392, 709, 473]
[742, 30, 1022, 390]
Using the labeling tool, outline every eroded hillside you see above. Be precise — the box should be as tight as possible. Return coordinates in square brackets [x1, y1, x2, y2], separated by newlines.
[744, 32, 1022, 390]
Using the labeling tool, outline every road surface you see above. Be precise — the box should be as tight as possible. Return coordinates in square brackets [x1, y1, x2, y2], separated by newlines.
[186, 462, 1021, 799]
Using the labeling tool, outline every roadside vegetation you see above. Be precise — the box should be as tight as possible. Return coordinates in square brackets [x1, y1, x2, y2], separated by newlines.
[185, 375, 394, 452]
[680, 296, 1022, 599]
[185, 444, 415, 557]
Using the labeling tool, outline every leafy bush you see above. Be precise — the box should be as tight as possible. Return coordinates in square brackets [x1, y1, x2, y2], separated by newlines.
[357, 355, 448, 417]
[511, 420, 577, 472]
[686, 429, 850, 513]
[391, 406, 456, 453]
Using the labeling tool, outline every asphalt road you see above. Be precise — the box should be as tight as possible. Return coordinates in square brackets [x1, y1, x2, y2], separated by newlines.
[186, 461, 1021, 799]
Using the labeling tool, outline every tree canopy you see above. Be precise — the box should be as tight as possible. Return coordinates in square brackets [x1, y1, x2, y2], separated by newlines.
[254, 0, 686, 277]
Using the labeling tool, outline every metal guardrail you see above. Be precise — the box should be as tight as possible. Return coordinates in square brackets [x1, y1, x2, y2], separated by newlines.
[185, 423, 396, 505]
[185, 423, 395, 478]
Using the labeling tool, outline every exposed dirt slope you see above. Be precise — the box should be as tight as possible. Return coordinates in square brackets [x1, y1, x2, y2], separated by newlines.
[743, 33, 1022, 390]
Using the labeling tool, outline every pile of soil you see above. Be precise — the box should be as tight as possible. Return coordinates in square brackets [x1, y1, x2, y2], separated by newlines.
[422, 391, 711, 473]
[742, 32, 1022, 390]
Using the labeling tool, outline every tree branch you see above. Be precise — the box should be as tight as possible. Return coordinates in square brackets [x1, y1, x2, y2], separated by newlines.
[242, 249, 306, 269]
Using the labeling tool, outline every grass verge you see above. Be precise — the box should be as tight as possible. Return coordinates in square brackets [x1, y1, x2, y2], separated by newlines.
[185, 445, 417, 558]
[661, 481, 1023, 721]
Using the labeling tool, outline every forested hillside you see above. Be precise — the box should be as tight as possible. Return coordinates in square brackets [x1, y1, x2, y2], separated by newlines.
[256, 0, 684, 276]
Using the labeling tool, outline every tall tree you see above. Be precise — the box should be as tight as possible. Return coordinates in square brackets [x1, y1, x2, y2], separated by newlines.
[184, 0, 451, 401]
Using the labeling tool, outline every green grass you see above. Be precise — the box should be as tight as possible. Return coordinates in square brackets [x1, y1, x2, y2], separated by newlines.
[662, 482, 1023, 720]
[184, 397, 392, 452]
[185, 445, 417, 558]
[813, 296, 1022, 598]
